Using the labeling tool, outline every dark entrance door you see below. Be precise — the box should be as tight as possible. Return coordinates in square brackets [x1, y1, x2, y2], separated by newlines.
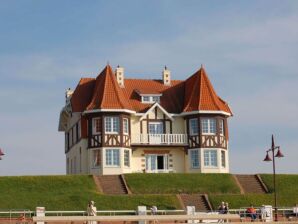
[157, 155, 164, 170]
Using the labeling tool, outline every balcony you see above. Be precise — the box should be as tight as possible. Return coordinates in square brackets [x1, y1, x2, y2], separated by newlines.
[131, 134, 188, 145]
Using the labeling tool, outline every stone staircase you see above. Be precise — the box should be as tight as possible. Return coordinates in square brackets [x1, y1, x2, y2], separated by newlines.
[179, 194, 212, 212]
[234, 174, 267, 194]
[96, 175, 129, 194]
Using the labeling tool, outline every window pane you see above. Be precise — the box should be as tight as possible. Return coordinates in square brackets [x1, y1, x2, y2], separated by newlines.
[219, 119, 224, 135]
[143, 96, 150, 102]
[152, 96, 160, 103]
[112, 117, 120, 133]
[106, 150, 112, 165]
[93, 150, 101, 167]
[124, 150, 130, 167]
[221, 151, 226, 167]
[105, 117, 112, 133]
[204, 150, 209, 166]
[202, 119, 209, 134]
[209, 119, 217, 134]
[112, 149, 120, 166]
[123, 119, 129, 134]
[190, 150, 199, 168]
[149, 122, 163, 134]
[189, 119, 198, 135]
[210, 150, 217, 166]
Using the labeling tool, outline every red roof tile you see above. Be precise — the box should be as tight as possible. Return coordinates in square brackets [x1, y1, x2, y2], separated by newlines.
[86, 65, 132, 111]
[71, 78, 95, 112]
[183, 67, 232, 114]
[70, 65, 232, 115]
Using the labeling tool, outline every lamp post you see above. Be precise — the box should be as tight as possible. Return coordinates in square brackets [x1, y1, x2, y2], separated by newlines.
[0, 148, 4, 160]
[263, 135, 284, 222]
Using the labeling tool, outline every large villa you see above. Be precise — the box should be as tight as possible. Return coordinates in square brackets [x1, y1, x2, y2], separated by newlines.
[58, 64, 232, 175]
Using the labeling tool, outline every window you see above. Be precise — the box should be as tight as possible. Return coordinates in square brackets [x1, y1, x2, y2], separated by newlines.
[190, 149, 200, 168]
[152, 96, 160, 103]
[105, 117, 120, 134]
[221, 151, 226, 168]
[142, 96, 150, 102]
[219, 119, 224, 135]
[204, 149, 218, 167]
[93, 118, 101, 134]
[149, 122, 163, 134]
[124, 150, 130, 167]
[201, 118, 217, 134]
[123, 118, 129, 135]
[142, 95, 161, 103]
[93, 150, 101, 168]
[106, 149, 120, 166]
[189, 118, 198, 135]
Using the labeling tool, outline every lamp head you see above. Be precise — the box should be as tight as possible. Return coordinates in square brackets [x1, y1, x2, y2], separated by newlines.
[0, 149, 4, 156]
[275, 148, 284, 158]
[263, 152, 272, 162]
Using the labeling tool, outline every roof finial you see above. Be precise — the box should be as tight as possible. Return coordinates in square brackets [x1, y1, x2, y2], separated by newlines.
[164, 65, 167, 70]
[201, 64, 204, 69]
[107, 61, 110, 65]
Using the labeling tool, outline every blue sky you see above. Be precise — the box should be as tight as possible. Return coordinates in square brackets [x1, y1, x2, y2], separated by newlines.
[0, 0, 297, 175]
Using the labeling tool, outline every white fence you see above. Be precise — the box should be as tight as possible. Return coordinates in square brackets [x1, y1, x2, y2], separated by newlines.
[132, 134, 188, 145]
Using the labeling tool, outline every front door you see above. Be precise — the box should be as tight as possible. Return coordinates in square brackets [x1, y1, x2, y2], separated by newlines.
[146, 154, 168, 172]
[148, 122, 164, 144]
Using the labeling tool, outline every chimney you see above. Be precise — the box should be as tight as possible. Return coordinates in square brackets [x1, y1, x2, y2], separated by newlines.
[65, 88, 74, 104]
[115, 65, 125, 87]
[162, 66, 171, 85]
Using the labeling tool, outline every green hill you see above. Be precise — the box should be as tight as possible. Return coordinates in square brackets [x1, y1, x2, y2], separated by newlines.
[0, 175, 180, 210]
[0, 174, 297, 210]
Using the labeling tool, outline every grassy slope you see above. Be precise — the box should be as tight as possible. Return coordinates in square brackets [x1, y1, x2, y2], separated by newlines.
[209, 174, 298, 208]
[125, 173, 240, 194]
[0, 175, 181, 210]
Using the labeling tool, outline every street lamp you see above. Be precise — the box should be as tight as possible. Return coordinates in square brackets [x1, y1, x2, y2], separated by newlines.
[263, 135, 284, 222]
[0, 148, 4, 160]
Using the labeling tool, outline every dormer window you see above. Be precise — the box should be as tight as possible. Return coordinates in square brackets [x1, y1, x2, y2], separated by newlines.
[141, 95, 161, 103]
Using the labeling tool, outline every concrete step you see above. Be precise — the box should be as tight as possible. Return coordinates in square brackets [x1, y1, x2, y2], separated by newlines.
[179, 194, 212, 212]
[96, 175, 128, 195]
[234, 175, 267, 194]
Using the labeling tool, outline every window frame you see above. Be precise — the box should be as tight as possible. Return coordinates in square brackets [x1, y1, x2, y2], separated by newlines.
[219, 119, 224, 136]
[92, 118, 102, 135]
[104, 117, 120, 134]
[92, 150, 101, 168]
[190, 149, 200, 169]
[201, 118, 217, 135]
[204, 149, 218, 167]
[124, 150, 130, 167]
[189, 118, 199, 136]
[123, 118, 129, 135]
[105, 149, 120, 167]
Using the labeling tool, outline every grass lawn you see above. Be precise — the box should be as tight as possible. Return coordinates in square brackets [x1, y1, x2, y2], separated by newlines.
[125, 173, 240, 194]
[0, 175, 181, 210]
[260, 174, 298, 195]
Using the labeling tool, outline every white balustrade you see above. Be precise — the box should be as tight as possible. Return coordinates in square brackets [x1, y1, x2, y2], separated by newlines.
[132, 134, 187, 145]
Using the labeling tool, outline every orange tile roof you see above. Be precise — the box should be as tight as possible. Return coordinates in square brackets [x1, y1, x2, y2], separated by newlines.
[70, 65, 232, 115]
[86, 65, 132, 111]
[71, 78, 95, 112]
[183, 67, 232, 114]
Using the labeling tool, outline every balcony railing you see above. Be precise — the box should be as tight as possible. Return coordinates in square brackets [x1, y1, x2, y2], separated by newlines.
[131, 134, 188, 145]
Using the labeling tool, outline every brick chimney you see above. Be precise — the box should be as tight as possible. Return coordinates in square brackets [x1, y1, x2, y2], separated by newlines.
[162, 66, 171, 86]
[115, 65, 125, 87]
